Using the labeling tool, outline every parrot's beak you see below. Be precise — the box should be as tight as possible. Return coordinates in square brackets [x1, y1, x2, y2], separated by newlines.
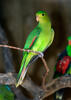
[36, 16, 39, 22]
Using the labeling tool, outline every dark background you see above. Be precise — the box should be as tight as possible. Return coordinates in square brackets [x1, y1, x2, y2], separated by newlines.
[0, 0, 71, 100]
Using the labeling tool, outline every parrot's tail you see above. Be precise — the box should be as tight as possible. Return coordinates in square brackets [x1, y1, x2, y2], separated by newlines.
[54, 89, 64, 100]
[16, 66, 28, 87]
[16, 53, 28, 87]
[16, 52, 36, 87]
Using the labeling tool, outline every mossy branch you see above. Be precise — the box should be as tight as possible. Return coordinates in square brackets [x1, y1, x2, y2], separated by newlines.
[0, 72, 71, 100]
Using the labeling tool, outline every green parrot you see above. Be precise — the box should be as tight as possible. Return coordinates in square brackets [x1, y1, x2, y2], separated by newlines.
[0, 85, 14, 100]
[16, 11, 54, 87]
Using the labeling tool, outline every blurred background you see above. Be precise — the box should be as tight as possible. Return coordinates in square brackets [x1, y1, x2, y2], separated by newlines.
[0, 0, 71, 100]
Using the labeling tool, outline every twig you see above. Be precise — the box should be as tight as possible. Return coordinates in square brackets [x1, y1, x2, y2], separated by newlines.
[0, 44, 49, 74]
[41, 57, 49, 89]
[0, 72, 71, 100]
[0, 44, 42, 55]
[41, 57, 49, 73]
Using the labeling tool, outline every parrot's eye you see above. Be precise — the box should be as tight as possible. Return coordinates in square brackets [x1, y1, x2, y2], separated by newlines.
[42, 13, 45, 16]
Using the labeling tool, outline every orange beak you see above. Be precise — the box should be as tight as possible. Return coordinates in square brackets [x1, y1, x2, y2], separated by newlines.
[36, 16, 39, 22]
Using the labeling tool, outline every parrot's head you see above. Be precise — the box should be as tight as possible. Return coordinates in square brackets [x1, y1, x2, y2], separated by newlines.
[36, 11, 50, 23]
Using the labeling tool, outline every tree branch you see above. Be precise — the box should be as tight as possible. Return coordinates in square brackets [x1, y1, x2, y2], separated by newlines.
[0, 72, 71, 100]
[0, 44, 49, 74]
[0, 44, 43, 55]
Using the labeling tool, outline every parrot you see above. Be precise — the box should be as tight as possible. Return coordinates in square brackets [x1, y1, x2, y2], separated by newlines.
[16, 11, 54, 87]
[0, 85, 14, 100]
[53, 36, 71, 100]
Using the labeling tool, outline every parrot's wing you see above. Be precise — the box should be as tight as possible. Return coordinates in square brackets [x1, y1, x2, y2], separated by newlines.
[23, 26, 41, 66]
[24, 26, 41, 50]
[22, 26, 41, 63]
[22, 26, 41, 65]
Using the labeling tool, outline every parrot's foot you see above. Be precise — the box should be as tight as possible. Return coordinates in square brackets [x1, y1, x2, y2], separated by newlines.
[38, 52, 44, 58]
[41, 72, 48, 90]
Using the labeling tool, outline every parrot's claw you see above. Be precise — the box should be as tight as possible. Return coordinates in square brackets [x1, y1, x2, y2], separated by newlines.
[38, 52, 44, 58]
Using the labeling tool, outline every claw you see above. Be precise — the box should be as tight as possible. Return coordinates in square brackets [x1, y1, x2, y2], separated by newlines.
[38, 52, 44, 57]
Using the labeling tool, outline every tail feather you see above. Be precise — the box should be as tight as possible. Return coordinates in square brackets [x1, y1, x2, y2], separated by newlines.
[16, 53, 28, 87]
[16, 67, 28, 87]
[16, 52, 36, 87]
[54, 89, 64, 100]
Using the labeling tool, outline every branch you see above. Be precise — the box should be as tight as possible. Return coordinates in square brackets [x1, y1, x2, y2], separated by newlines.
[0, 44, 49, 73]
[0, 44, 42, 55]
[0, 72, 71, 100]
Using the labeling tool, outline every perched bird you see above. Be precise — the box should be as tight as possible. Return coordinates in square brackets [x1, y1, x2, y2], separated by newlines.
[53, 36, 71, 100]
[16, 11, 54, 87]
[0, 85, 14, 100]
